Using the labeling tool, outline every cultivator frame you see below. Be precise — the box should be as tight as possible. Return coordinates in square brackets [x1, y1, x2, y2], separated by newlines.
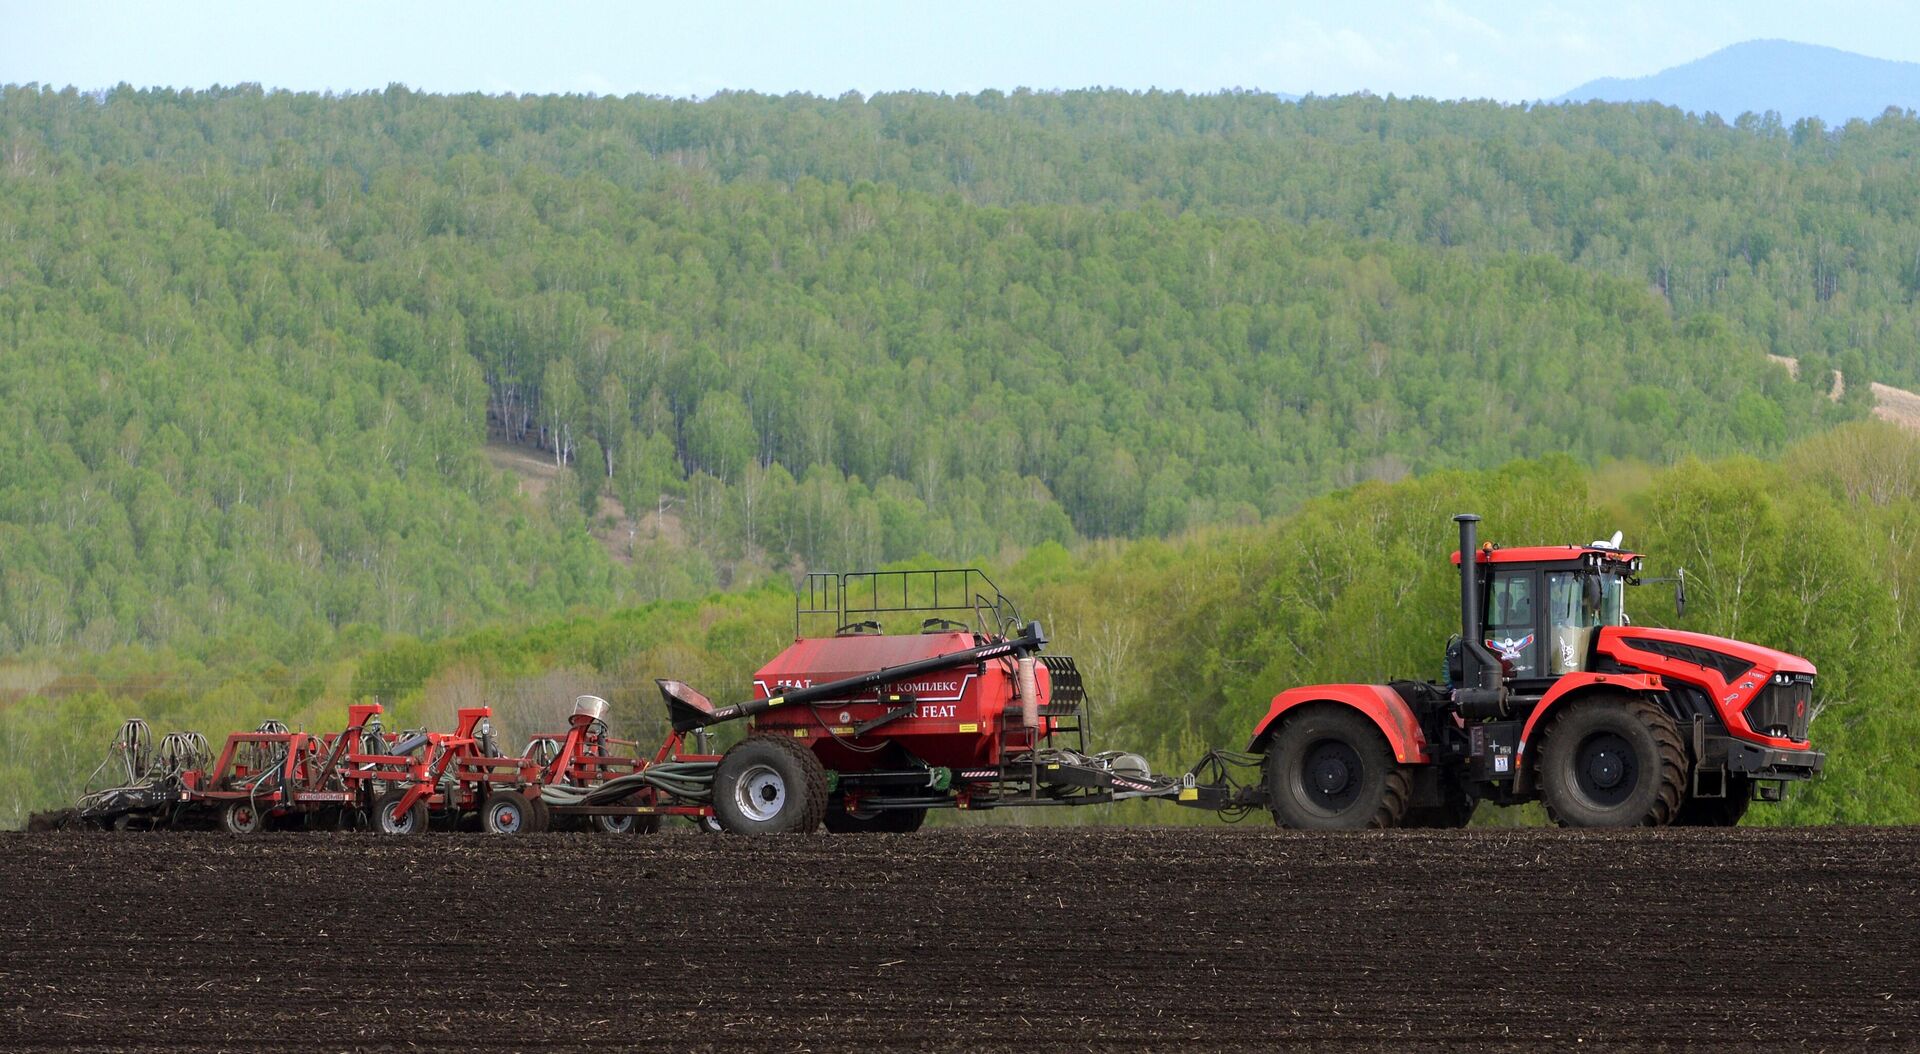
[67, 696, 731, 835]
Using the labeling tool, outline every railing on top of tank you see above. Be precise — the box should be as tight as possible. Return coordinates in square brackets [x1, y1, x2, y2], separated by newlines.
[795, 568, 1020, 639]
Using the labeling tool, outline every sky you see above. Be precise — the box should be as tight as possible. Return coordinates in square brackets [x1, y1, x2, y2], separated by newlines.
[4, 1, 1919, 103]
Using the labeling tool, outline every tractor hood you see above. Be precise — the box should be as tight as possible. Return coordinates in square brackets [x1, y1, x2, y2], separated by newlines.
[1604, 626, 1817, 678]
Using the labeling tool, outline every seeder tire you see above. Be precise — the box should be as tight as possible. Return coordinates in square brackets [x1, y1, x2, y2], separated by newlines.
[824, 803, 928, 834]
[1538, 694, 1686, 828]
[712, 736, 829, 835]
[481, 790, 540, 835]
[1264, 704, 1411, 830]
[592, 811, 662, 834]
[220, 801, 265, 835]
[373, 789, 429, 836]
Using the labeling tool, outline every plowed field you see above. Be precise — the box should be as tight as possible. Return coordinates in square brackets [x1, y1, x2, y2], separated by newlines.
[0, 827, 1914, 1051]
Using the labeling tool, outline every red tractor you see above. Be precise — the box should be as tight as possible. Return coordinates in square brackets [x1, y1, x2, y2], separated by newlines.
[1246, 514, 1824, 828]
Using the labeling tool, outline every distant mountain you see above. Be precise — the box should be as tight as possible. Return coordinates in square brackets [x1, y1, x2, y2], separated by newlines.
[1554, 39, 1920, 125]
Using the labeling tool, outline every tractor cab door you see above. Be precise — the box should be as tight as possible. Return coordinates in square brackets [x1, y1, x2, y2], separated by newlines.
[1545, 568, 1621, 675]
[1483, 569, 1541, 679]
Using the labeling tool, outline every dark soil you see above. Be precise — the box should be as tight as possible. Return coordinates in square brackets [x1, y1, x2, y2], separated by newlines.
[0, 826, 1914, 1051]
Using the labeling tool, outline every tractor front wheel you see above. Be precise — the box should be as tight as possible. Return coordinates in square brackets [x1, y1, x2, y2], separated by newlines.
[1265, 705, 1411, 829]
[1538, 695, 1686, 827]
[712, 736, 828, 835]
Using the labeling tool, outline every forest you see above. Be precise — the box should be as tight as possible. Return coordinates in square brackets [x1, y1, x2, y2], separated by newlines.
[0, 86, 1884, 658]
[1, 86, 1917, 825]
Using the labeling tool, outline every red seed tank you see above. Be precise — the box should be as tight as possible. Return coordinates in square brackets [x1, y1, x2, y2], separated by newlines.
[748, 630, 1061, 772]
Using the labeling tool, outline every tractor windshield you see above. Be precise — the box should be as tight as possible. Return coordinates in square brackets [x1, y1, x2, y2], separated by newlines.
[1544, 571, 1623, 675]
[1548, 571, 1624, 629]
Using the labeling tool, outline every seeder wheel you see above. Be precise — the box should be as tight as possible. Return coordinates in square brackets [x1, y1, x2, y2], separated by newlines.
[373, 789, 429, 836]
[592, 812, 662, 834]
[481, 790, 542, 835]
[712, 736, 828, 835]
[220, 801, 265, 835]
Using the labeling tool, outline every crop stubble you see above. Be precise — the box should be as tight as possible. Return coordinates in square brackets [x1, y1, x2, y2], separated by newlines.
[0, 826, 1913, 1051]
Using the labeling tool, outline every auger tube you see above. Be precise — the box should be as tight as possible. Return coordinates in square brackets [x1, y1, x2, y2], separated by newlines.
[698, 621, 1049, 728]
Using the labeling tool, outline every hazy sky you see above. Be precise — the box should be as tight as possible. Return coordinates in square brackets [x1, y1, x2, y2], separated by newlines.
[5, 1, 1919, 102]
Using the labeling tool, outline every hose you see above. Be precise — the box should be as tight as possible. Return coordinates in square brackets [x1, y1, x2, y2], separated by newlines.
[538, 760, 718, 806]
[75, 720, 207, 824]
[1183, 749, 1267, 822]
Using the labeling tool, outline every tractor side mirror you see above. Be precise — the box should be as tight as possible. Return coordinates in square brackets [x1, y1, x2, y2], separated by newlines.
[1582, 573, 1603, 611]
[1675, 567, 1687, 619]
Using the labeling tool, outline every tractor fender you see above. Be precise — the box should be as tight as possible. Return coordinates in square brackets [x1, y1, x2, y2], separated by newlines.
[1513, 672, 1665, 789]
[1247, 685, 1430, 765]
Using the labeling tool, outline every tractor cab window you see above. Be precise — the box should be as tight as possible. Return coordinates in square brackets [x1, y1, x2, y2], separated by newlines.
[1545, 571, 1622, 675]
[1484, 571, 1539, 678]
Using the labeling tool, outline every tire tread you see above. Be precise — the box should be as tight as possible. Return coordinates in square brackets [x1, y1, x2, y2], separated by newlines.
[1539, 694, 1686, 827]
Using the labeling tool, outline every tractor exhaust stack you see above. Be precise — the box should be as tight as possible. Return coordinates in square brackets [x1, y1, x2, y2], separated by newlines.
[1453, 513, 1508, 716]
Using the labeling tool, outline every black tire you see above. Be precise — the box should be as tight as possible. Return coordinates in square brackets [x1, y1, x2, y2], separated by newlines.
[220, 801, 265, 835]
[591, 806, 663, 834]
[1672, 776, 1754, 827]
[1538, 694, 1687, 827]
[528, 798, 552, 832]
[481, 790, 539, 835]
[712, 736, 829, 835]
[691, 813, 724, 834]
[373, 789, 430, 836]
[1264, 705, 1411, 830]
[823, 800, 928, 834]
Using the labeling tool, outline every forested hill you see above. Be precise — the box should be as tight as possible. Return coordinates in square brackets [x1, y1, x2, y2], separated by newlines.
[0, 86, 1880, 658]
[10, 85, 1920, 384]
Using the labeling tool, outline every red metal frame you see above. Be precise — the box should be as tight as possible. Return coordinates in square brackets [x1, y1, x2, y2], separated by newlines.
[1246, 684, 1433, 764]
[185, 705, 388, 822]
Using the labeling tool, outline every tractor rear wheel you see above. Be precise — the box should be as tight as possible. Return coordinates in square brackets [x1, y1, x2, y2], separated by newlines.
[713, 736, 829, 835]
[823, 801, 927, 834]
[1265, 705, 1411, 830]
[373, 789, 429, 836]
[1672, 777, 1753, 827]
[481, 790, 540, 834]
[1538, 694, 1686, 827]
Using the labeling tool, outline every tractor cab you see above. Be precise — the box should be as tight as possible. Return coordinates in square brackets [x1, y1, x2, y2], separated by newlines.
[1450, 539, 1642, 688]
